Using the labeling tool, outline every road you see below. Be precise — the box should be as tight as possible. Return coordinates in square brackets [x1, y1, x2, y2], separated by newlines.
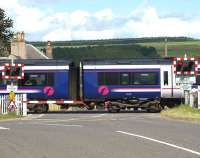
[0, 112, 200, 158]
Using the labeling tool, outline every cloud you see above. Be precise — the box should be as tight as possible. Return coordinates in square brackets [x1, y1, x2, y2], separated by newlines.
[95, 8, 113, 21]
[1, 0, 200, 41]
[123, 7, 200, 38]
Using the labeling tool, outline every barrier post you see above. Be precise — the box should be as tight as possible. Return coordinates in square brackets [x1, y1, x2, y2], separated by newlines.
[16, 94, 20, 115]
[198, 86, 200, 109]
[184, 90, 190, 105]
[3, 95, 8, 114]
[0, 95, 2, 114]
[189, 91, 194, 107]
[22, 94, 27, 116]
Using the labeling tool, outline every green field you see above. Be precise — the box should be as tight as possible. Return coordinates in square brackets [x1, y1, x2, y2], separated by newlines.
[137, 40, 200, 57]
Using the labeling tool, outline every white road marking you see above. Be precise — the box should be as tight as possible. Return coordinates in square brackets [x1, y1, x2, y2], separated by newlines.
[90, 114, 106, 118]
[0, 126, 10, 130]
[26, 114, 44, 119]
[33, 118, 80, 122]
[116, 131, 200, 156]
[46, 124, 83, 127]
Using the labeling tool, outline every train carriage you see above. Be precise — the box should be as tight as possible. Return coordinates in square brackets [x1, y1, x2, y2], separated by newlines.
[81, 58, 200, 111]
[0, 59, 76, 112]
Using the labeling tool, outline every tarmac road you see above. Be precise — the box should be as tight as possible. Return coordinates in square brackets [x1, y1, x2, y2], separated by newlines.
[0, 112, 200, 158]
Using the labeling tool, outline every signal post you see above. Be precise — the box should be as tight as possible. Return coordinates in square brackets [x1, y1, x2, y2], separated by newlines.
[173, 54, 198, 106]
[1, 59, 27, 116]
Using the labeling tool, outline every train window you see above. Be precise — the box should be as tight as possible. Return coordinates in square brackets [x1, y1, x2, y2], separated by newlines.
[98, 72, 105, 85]
[21, 73, 54, 86]
[47, 73, 54, 86]
[120, 72, 130, 85]
[98, 72, 120, 85]
[105, 72, 120, 85]
[131, 72, 158, 85]
[164, 71, 168, 85]
[0, 74, 2, 85]
[196, 74, 200, 85]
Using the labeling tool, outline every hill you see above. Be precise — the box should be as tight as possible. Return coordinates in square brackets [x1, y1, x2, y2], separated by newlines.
[53, 45, 158, 65]
[29, 37, 200, 64]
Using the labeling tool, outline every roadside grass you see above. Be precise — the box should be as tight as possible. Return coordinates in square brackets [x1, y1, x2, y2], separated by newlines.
[161, 105, 200, 121]
[0, 112, 22, 120]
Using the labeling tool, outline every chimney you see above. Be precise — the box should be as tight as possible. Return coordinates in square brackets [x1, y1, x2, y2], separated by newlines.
[10, 32, 26, 59]
[46, 41, 53, 59]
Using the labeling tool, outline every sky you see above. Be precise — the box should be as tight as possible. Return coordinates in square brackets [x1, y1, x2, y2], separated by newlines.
[1, 0, 200, 41]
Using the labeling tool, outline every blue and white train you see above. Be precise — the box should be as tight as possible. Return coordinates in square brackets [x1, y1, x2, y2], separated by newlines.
[0, 58, 199, 112]
[82, 58, 200, 111]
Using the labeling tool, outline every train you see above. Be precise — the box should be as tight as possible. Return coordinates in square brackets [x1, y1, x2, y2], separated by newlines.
[0, 58, 199, 112]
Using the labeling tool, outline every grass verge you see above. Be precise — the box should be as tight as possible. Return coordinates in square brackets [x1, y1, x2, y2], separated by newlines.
[0, 112, 22, 120]
[161, 105, 200, 122]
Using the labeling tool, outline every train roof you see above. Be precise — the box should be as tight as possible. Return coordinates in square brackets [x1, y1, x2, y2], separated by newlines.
[0, 59, 73, 66]
[82, 58, 200, 65]
[82, 58, 174, 65]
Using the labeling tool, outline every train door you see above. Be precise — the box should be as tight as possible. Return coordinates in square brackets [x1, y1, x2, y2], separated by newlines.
[160, 65, 173, 98]
[69, 65, 79, 100]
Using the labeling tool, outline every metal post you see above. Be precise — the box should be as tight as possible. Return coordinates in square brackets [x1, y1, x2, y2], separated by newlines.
[189, 91, 194, 107]
[0, 95, 2, 114]
[184, 90, 190, 105]
[165, 38, 168, 57]
[22, 94, 27, 116]
[198, 86, 200, 109]
[16, 94, 19, 115]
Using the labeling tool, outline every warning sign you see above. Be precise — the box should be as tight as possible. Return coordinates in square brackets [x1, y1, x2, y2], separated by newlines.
[7, 101, 16, 112]
[7, 85, 18, 93]
[7, 91, 16, 112]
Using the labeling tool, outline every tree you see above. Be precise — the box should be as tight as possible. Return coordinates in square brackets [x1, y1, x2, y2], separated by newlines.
[0, 8, 13, 56]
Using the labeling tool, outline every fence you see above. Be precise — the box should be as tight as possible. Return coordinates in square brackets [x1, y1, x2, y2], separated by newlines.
[0, 94, 27, 116]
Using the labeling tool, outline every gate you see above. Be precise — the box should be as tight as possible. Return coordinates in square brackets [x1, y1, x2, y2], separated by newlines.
[0, 94, 27, 116]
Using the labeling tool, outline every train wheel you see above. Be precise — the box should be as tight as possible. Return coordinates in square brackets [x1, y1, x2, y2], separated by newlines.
[88, 102, 96, 110]
[147, 103, 162, 113]
[108, 105, 120, 113]
[34, 105, 42, 113]
[42, 104, 49, 113]
[34, 104, 49, 113]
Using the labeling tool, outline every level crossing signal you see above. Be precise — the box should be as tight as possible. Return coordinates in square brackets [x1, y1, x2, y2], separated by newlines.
[176, 60, 195, 72]
[174, 57, 198, 75]
[2, 64, 24, 79]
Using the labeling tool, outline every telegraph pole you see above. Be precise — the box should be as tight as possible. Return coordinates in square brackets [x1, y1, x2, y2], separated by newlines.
[164, 38, 168, 57]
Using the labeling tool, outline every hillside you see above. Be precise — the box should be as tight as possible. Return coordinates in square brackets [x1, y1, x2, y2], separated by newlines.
[53, 45, 158, 65]
[138, 40, 200, 57]
[29, 37, 200, 64]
